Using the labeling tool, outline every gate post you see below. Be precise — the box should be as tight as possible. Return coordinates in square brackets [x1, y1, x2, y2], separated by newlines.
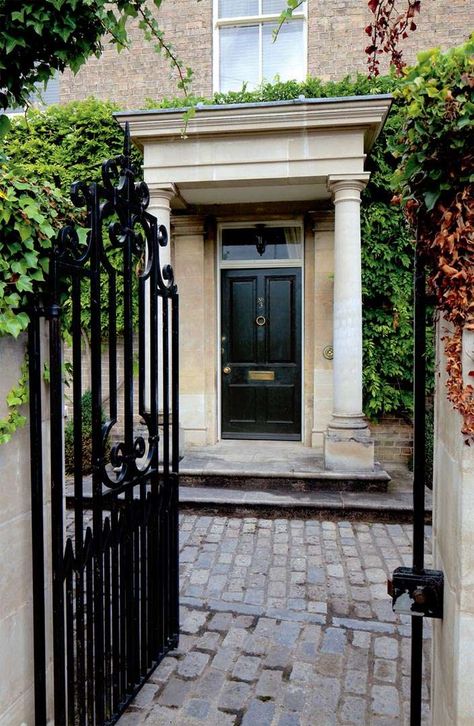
[431, 322, 474, 724]
[0, 326, 53, 724]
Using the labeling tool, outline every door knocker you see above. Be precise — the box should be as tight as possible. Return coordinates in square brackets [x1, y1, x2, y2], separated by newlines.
[256, 316, 266, 326]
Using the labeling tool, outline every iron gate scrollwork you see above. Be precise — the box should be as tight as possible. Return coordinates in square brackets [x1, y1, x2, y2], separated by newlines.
[28, 124, 180, 725]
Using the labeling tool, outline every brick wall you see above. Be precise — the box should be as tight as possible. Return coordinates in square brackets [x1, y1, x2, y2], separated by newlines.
[60, 0, 213, 109]
[372, 415, 413, 465]
[59, 0, 472, 109]
[307, 0, 471, 80]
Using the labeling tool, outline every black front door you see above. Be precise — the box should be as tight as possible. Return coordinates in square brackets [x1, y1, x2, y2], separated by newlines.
[221, 268, 302, 439]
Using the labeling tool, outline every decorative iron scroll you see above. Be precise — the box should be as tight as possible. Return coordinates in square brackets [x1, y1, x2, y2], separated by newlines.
[29, 123, 180, 725]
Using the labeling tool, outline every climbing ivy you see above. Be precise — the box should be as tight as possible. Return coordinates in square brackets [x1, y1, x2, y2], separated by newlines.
[5, 98, 141, 191]
[0, 1, 193, 114]
[0, 357, 29, 445]
[0, 166, 68, 337]
[5, 99, 143, 337]
[391, 37, 474, 435]
[0, 162, 73, 442]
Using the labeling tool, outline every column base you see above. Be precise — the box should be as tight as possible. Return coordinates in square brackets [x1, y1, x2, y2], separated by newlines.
[324, 426, 375, 472]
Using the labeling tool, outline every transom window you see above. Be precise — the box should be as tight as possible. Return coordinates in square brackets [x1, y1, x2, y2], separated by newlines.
[215, 0, 307, 93]
[221, 225, 303, 262]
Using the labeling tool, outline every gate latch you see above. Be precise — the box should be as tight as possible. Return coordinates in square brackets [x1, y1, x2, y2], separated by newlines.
[387, 566, 444, 619]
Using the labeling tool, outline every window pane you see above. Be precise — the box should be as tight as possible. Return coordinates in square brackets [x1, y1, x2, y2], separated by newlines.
[262, 0, 288, 13]
[220, 25, 259, 93]
[219, 0, 259, 18]
[6, 73, 60, 114]
[41, 75, 60, 106]
[222, 227, 302, 261]
[262, 21, 304, 83]
[263, 0, 306, 12]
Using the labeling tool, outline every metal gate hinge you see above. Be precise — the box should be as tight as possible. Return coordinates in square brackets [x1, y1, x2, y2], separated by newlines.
[388, 566, 444, 619]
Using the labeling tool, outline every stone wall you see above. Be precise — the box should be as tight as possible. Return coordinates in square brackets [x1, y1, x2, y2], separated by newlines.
[59, 0, 472, 109]
[431, 324, 474, 724]
[0, 330, 53, 724]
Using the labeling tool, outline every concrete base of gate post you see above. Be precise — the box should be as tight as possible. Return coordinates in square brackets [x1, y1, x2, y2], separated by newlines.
[431, 325, 474, 725]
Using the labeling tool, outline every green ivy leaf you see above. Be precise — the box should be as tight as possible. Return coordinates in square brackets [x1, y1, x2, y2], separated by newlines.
[423, 189, 441, 211]
[0, 114, 11, 140]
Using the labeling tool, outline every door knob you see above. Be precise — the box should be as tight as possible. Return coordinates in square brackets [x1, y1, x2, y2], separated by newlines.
[223, 366, 231, 374]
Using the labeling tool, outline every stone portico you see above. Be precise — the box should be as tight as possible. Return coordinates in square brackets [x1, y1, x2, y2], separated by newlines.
[116, 95, 392, 476]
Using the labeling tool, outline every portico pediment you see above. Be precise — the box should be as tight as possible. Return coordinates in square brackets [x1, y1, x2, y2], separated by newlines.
[115, 95, 391, 207]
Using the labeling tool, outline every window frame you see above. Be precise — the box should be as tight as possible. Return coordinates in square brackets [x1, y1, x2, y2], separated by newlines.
[212, 0, 308, 94]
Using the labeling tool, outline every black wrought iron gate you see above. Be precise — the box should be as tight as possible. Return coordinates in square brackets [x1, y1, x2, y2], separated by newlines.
[28, 125, 179, 725]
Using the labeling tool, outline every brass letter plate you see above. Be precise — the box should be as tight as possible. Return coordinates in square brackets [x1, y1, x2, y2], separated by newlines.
[248, 370, 275, 381]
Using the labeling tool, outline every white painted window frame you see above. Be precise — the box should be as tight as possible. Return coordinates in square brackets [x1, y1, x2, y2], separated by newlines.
[216, 218, 305, 441]
[212, 0, 308, 94]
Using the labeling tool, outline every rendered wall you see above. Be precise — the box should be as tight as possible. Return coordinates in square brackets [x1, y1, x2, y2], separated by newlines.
[431, 324, 474, 725]
[0, 330, 53, 725]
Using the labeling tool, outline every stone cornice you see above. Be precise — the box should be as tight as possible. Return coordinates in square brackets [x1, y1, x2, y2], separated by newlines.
[115, 95, 392, 154]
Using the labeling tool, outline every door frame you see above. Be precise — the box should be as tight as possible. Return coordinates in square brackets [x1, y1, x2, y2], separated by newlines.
[216, 219, 305, 442]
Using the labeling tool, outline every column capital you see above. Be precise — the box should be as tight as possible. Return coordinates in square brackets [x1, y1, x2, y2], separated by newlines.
[148, 182, 178, 204]
[327, 174, 370, 198]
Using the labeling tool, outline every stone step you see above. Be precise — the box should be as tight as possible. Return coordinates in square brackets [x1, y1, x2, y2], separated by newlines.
[180, 467, 390, 493]
[179, 484, 432, 524]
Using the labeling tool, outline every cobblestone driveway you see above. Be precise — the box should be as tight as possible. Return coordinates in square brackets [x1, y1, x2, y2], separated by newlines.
[119, 515, 432, 725]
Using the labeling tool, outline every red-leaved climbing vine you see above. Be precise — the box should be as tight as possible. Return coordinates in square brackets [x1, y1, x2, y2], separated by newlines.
[366, 0, 421, 76]
[392, 39, 474, 437]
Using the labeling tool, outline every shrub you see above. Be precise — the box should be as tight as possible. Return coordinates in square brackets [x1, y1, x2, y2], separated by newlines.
[5, 98, 142, 190]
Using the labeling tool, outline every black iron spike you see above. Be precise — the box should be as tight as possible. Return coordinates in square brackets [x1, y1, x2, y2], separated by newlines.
[123, 121, 131, 160]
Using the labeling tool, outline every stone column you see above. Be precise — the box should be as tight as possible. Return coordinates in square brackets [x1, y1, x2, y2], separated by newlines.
[324, 173, 375, 471]
[143, 184, 176, 415]
[148, 183, 177, 268]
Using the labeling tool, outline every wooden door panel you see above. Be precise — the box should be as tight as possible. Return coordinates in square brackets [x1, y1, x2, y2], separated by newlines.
[267, 276, 295, 363]
[266, 385, 296, 424]
[222, 267, 301, 439]
[228, 385, 257, 424]
[230, 278, 257, 362]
